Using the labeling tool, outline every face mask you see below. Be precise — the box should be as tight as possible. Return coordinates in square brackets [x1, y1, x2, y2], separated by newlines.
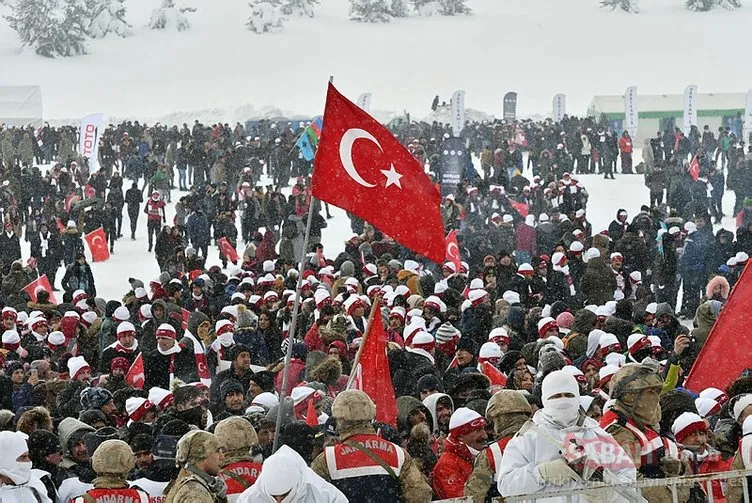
[217, 332, 234, 347]
[3, 460, 32, 485]
[543, 396, 580, 426]
[176, 405, 206, 428]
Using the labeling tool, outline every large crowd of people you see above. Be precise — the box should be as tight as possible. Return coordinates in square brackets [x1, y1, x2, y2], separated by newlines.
[0, 112, 749, 503]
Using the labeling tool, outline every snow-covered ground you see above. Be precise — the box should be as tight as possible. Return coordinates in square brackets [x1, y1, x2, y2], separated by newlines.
[1, 0, 750, 123]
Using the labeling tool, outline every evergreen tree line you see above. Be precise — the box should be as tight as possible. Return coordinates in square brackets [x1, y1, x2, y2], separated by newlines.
[601, 0, 741, 13]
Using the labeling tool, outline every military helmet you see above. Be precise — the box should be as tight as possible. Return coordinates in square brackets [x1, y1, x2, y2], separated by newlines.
[610, 358, 664, 400]
[485, 390, 531, 423]
[175, 430, 220, 465]
[91, 439, 135, 475]
[215, 416, 258, 453]
[331, 390, 376, 422]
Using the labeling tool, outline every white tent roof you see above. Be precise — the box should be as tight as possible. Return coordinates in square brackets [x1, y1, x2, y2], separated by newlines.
[0, 86, 43, 127]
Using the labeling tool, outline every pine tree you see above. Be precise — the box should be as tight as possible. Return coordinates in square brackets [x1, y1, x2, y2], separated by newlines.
[390, 0, 409, 17]
[281, 0, 317, 17]
[600, 0, 639, 12]
[438, 0, 470, 15]
[716, 0, 741, 8]
[349, 0, 392, 22]
[247, 0, 284, 33]
[149, 0, 194, 31]
[88, 0, 131, 38]
[686, 0, 714, 10]
[5, 0, 88, 57]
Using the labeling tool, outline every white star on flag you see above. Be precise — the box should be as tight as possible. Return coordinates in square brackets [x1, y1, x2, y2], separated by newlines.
[381, 165, 403, 189]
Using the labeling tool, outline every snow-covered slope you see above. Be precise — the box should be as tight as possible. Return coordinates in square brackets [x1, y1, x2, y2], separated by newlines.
[0, 0, 749, 123]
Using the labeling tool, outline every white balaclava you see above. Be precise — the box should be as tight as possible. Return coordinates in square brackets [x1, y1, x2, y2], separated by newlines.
[541, 369, 581, 427]
[260, 445, 304, 502]
[0, 431, 32, 485]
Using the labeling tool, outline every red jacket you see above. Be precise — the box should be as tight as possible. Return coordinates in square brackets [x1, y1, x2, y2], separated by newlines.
[303, 322, 323, 352]
[432, 437, 475, 499]
[515, 223, 537, 254]
[274, 358, 306, 395]
[619, 137, 633, 154]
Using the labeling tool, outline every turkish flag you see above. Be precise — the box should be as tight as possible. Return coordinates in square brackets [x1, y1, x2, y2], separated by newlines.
[685, 261, 752, 392]
[181, 308, 190, 330]
[84, 227, 110, 262]
[347, 300, 398, 427]
[312, 83, 445, 264]
[480, 361, 507, 387]
[22, 274, 57, 304]
[126, 353, 145, 389]
[689, 155, 700, 181]
[218, 237, 239, 265]
[445, 230, 462, 272]
[54, 218, 66, 233]
[510, 199, 529, 217]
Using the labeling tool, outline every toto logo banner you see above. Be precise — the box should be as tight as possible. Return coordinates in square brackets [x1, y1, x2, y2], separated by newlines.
[79, 113, 104, 172]
[561, 432, 636, 473]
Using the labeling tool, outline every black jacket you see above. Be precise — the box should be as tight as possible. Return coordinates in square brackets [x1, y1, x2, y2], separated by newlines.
[143, 345, 199, 390]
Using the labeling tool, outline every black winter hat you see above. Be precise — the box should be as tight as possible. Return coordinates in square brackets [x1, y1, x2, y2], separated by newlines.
[129, 433, 153, 454]
[250, 371, 275, 393]
[28, 429, 61, 462]
[229, 344, 251, 362]
[83, 426, 119, 457]
[417, 374, 444, 394]
[456, 337, 478, 356]
[79, 409, 107, 427]
[220, 379, 244, 399]
[499, 350, 523, 375]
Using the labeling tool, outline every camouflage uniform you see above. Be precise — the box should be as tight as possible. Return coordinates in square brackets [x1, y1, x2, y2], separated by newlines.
[166, 431, 227, 503]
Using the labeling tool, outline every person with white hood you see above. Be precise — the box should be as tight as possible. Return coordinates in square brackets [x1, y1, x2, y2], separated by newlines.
[0, 430, 52, 503]
[238, 445, 346, 503]
[498, 369, 637, 502]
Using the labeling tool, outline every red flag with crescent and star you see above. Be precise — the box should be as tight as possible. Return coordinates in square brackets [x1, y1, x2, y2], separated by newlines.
[312, 83, 445, 264]
[125, 353, 145, 389]
[217, 237, 239, 264]
[689, 155, 700, 181]
[445, 230, 462, 272]
[84, 227, 110, 262]
[22, 274, 57, 304]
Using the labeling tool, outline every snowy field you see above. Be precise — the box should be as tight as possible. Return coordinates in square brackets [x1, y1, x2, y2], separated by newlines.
[0, 0, 750, 123]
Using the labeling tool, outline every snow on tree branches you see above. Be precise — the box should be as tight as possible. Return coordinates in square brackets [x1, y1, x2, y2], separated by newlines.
[5, 0, 89, 57]
[349, 0, 393, 22]
[88, 0, 132, 38]
[247, 1, 285, 33]
[600, 0, 639, 12]
[150, 0, 195, 31]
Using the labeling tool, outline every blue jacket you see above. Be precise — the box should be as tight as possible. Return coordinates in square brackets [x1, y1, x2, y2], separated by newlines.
[682, 229, 713, 276]
[187, 212, 210, 245]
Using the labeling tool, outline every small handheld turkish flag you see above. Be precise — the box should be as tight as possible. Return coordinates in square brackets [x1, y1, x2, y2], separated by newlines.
[217, 237, 239, 265]
[126, 353, 145, 389]
[84, 227, 110, 262]
[445, 230, 462, 272]
[312, 83, 445, 264]
[689, 155, 700, 181]
[22, 274, 57, 304]
[510, 200, 529, 217]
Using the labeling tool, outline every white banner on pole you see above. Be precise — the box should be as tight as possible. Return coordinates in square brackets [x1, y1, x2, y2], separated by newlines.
[744, 89, 752, 145]
[683, 85, 698, 133]
[356, 93, 372, 113]
[451, 90, 466, 137]
[624, 86, 638, 139]
[79, 113, 104, 172]
[552, 94, 566, 122]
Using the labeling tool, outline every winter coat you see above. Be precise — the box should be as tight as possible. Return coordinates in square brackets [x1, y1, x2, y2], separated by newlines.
[208, 363, 253, 412]
[498, 411, 636, 502]
[433, 438, 476, 499]
[0, 231, 22, 268]
[579, 258, 616, 305]
[681, 229, 713, 279]
[515, 223, 537, 255]
[54, 380, 88, 419]
[142, 345, 199, 391]
[233, 327, 270, 366]
[61, 262, 96, 297]
[614, 232, 649, 274]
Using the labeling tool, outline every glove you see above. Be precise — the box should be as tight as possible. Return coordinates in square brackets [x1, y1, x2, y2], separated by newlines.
[660, 455, 684, 477]
[536, 458, 581, 485]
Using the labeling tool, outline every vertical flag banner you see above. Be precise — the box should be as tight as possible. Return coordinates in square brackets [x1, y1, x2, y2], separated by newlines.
[553, 94, 567, 122]
[685, 261, 752, 392]
[503, 92, 518, 120]
[126, 354, 145, 389]
[683, 85, 698, 133]
[439, 137, 466, 196]
[311, 83, 445, 263]
[356, 93, 372, 113]
[624, 86, 638, 139]
[451, 90, 466, 137]
[84, 227, 110, 262]
[445, 230, 462, 272]
[79, 113, 104, 172]
[744, 89, 752, 145]
[22, 275, 57, 304]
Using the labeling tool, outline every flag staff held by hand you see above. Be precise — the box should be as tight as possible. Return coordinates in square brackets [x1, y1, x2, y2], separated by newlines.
[346, 296, 382, 390]
[272, 76, 334, 453]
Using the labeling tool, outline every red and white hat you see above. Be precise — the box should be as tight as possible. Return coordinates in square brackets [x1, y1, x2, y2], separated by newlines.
[215, 320, 234, 338]
[569, 241, 584, 254]
[366, 285, 381, 299]
[699, 387, 729, 406]
[81, 311, 98, 327]
[403, 317, 426, 346]
[424, 296, 446, 313]
[314, 289, 331, 308]
[449, 407, 487, 440]
[344, 277, 360, 293]
[598, 333, 621, 354]
[116, 322, 136, 338]
[1, 307, 17, 321]
[627, 333, 651, 356]
[126, 397, 156, 425]
[2, 330, 20, 346]
[394, 285, 411, 300]
[155, 323, 177, 339]
[468, 290, 488, 307]
[672, 412, 707, 444]
[72, 290, 87, 305]
[67, 356, 90, 381]
[148, 387, 174, 410]
[478, 342, 502, 364]
[537, 317, 558, 338]
[291, 386, 322, 418]
[389, 307, 406, 322]
[113, 306, 130, 322]
[48, 331, 66, 348]
[263, 291, 279, 302]
[343, 296, 364, 316]
[551, 252, 567, 267]
[363, 263, 378, 278]
[695, 398, 721, 418]
[409, 331, 435, 352]
[518, 263, 534, 276]
[488, 327, 510, 344]
[598, 365, 619, 388]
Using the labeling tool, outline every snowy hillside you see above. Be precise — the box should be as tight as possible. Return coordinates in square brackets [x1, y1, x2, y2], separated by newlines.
[0, 0, 749, 123]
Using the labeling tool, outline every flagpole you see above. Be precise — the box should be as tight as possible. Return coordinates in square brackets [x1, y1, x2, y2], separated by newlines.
[346, 298, 382, 390]
[272, 75, 334, 453]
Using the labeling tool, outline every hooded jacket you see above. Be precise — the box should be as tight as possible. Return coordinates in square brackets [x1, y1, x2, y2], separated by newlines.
[422, 393, 454, 436]
[57, 417, 96, 481]
[397, 396, 431, 440]
[238, 445, 347, 503]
